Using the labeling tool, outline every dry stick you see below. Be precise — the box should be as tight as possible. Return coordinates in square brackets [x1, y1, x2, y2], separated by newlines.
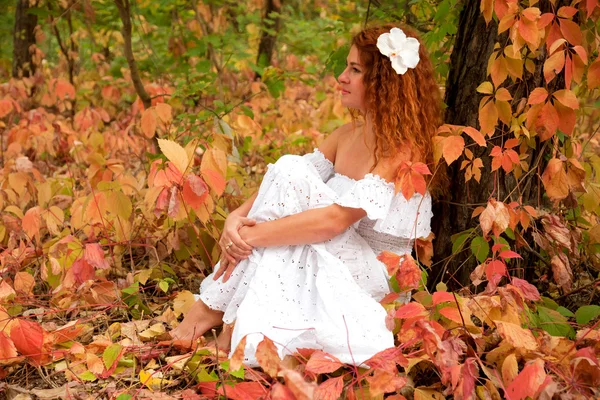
[212, 328, 228, 400]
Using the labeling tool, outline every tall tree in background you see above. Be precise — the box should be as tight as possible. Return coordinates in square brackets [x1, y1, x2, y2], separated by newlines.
[12, 0, 38, 78]
[255, 0, 282, 79]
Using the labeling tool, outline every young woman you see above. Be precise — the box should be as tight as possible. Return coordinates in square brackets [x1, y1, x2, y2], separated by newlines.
[171, 24, 442, 366]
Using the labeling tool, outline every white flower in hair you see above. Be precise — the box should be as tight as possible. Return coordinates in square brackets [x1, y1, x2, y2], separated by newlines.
[376, 28, 420, 75]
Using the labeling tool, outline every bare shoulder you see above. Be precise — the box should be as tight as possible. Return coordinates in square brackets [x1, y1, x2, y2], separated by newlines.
[318, 122, 357, 163]
[372, 146, 413, 182]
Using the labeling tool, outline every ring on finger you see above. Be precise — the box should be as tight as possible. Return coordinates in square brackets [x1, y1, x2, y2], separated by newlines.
[225, 241, 233, 250]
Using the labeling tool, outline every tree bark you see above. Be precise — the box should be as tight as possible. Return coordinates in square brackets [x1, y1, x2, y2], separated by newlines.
[255, 0, 282, 79]
[12, 0, 38, 78]
[115, 0, 152, 111]
[432, 0, 567, 288]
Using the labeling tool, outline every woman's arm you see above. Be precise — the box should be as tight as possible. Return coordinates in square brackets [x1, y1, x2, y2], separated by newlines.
[238, 204, 367, 248]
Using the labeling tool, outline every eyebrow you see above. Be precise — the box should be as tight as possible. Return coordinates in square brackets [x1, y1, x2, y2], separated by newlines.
[347, 61, 362, 68]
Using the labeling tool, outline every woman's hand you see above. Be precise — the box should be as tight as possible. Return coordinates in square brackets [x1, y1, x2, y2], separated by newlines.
[218, 213, 256, 265]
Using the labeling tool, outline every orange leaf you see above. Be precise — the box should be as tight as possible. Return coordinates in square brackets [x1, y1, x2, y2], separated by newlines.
[364, 347, 408, 372]
[552, 89, 579, 109]
[202, 168, 226, 196]
[462, 127, 486, 146]
[182, 175, 209, 210]
[415, 233, 434, 267]
[432, 291, 455, 306]
[438, 306, 463, 324]
[55, 79, 76, 100]
[22, 206, 41, 241]
[377, 251, 403, 276]
[557, 6, 578, 18]
[229, 336, 247, 372]
[10, 319, 45, 365]
[442, 136, 465, 165]
[14, 272, 35, 295]
[588, 60, 600, 89]
[256, 336, 280, 378]
[281, 369, 316, 400]
[397, 256, 422, 291]
[395, 302, 427, 319]
[551, 253, 573, 291]
[527, 87, 548, 105]
[480, 199, 510, 238]
[536, 101, 559, 141]
[0, 99, 14, 118]
[479, 98, 498, 135]
[0, 332, 18, 364]
[490, 55, 508, 87]
[481, 0, 493, 24]
[366, 369, 407, 397]
[306, 350, 343, 374]
[541, 158, 569, 201]
[314, 376, 344, 400]
[141, 108, 157, 138]
[559, 19, 582, 45]
[518, 17, 539, 46]
[505, 359, 546, 400]
[544, 50, 565, 83]
[554, 101, 576, 136]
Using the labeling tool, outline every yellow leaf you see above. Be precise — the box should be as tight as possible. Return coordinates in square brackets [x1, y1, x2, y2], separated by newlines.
[495, 320, 538, 351]
[173, 290, 196, 317]
[541, 158, 569, 201]
[201, 148, 227, 177]
[139, 369, 164, 391]
[479, 98, 498, 136]
[22, 206, 41, 241]
[502, 353, 519, 386]
[155, 103, 172, 125]
[157, 139, 190, 175]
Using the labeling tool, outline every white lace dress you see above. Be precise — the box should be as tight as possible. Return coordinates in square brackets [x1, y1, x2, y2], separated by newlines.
[196, 149, 432, 366]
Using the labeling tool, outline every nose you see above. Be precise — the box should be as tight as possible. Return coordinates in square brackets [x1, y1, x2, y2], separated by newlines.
[338, 67, 349, 84]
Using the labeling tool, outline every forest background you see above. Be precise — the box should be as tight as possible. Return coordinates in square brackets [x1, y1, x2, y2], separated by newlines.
[0, 0, 600, 399]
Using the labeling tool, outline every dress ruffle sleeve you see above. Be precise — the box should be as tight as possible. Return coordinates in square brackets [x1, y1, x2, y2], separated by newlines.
[302, 148, 334, 182]
[372, 192, 433, 240]
[333, 174, 395, 221]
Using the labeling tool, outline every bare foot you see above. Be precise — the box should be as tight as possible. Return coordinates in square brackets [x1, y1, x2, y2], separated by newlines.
[170, 299, 224, 343]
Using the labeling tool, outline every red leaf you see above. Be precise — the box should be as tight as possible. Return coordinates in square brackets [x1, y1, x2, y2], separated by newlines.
[395, 302, 427, 319]
[218, 382, 269, 400]
[432, 291, 455, 306]
[485, 260, 507, 282]
[256, 336, 280, 378]
[182, 174, 209, 210]
[498, 250, 522, 259]
[314, 376, 344, 400]
[438, 306, 463, 324]
[306, 350, 343, 374]
[396, 256, 421, 291]
[272, 382, 296, 400]
[71, 258, 96, 284]
[10, 319, 45, 365]
[505, 359, 546, 400]
[458, 358, 478, 400]
[364, 346, 408, 372]
[510, 277, 541, 302]
[0, 99, 14, 118]
[84, 243, 110, 270]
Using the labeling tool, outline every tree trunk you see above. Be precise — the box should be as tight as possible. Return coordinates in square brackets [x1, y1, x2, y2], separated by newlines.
[12, 0, 38, 78]
[255, 0, 282, 79]
[115, 0, 152, 111]
[432, 0, 567, 289]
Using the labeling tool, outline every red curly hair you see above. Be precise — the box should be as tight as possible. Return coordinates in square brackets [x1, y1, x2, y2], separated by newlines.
[352, 24, 444, 192]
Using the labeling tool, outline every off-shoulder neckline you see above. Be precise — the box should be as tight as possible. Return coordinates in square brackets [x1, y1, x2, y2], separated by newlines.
[311, 148, 395, 188]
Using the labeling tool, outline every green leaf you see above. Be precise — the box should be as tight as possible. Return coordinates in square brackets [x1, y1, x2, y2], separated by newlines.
[196, 367, 219, 382]
[575, 305, 600, 325]
[556, 306, 575, 318]
[537, 306, 574, 338]
[78, 370, 97, 382]
[116, 395, 133, 400]
[158, 280, 169, 293]
[470, 235, 490, 263]
[451, 228, 473, 254]
[103, 344, 123, 369]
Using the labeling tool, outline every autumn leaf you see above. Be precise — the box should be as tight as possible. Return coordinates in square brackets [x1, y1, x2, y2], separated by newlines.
[366, 369, 407, 397]
[479, 199, 510, 238]
[10, 319, 45, 365]
[415, 233, 434, 267]
[0, 98, 14, 118]
[395, 161, 431, 200]
[84, 243, 110, 270]
[22, 206, 42, 241]
[541, 158, 569, 201]
[280, 369, 316, 400]
[158, 139, 190, 175]
[306, 351, 343, 374]
[182, 174, 209, 210]
[202, 168, 226, 196]
[551, 254, 573, 291]
[504, 359, 546, 400]
[377, 251, 403, 276]
[173, 290, 196, 318]
[510, 277, 541, 302]
[462, 127, 486, 146]
[395, 302, 427, 319]
[314, 376, 344, 400]
[0, 332, 18, 365]
[397, 256, 422, 291]
[494, 321, 538, 351]
[141, 108, 157, 138]
[442, 136, 465, 165]
[363, 346, 408, 372]
[14, 272, 35, 295]
[502, 353, 519, 386]
[256, 336, 280, 377]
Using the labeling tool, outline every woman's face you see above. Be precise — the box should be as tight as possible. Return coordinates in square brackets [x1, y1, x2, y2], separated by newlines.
[338, 45, 366, 112]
